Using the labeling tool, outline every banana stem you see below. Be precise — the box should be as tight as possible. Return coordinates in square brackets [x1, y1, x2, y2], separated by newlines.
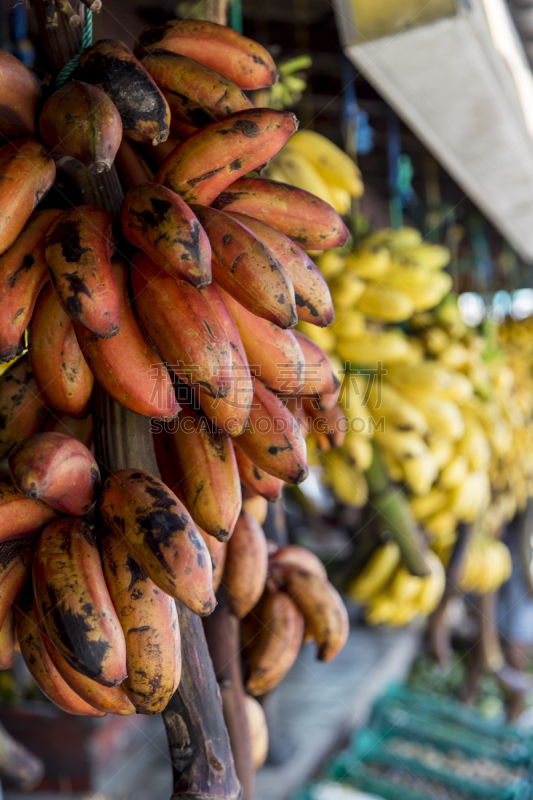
[366, 445, 430, 577]
[32, 0, 85, 75]
[203, 590, 254, 800]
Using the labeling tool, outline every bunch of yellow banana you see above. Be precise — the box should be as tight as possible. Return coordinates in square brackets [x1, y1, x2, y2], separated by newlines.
[456, 536, 512, 595]
[347, 542, 445, 626]
[268, 129, 364, 215]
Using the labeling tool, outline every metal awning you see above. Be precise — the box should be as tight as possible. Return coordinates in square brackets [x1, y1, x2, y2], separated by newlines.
[334, 0, 533, 262]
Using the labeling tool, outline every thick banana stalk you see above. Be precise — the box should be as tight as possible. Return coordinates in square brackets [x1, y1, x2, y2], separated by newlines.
[234, 444, 284, 501]
[131, 250, 232, 399]
[0, 356, 48, 459]
[269, 545, 327, 581]
[0, 538, 36, 629]
[30, 283, 94, 418]
[278, 568, 348, 661]
[236, 378, 308, 484]
[135, 19, 278, 90]
[211, 177, 349, 250]
[0, 138, 56, 256]
[39, 81, 122, 173]
[194, 205, 297, 328]
[0, 608, 15, 669]
[15, 591, 105, 716]
[74, 259, 179, 420]
[0, 209, 61, 362]
[225, 211, 334, 327]
[221, 289, 303, 392]
[9, 432, 100, 516]
[245, 585, 304, 695]
[199, 526, 227, 592]
[0, 50, 41, 139]
[100, 468, 216, 616]
[0, 476, 59, 544]
[164, 404, 241, 542]
[101, 530, 181, 715]
[79, 39, 170, 145]
[200, 283, 253, 436]
[121, 182, 212, 287]
[139, 49, 253, 127]
[45, 206, 120, 338]
[224, 510, 268, 618]
[33, 516, 127, 687]
[156, 109, 298, 206]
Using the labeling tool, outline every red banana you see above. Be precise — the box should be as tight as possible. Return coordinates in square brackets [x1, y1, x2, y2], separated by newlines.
[0, 209, 62, 363]
[163, 404, 241, 542]
[9, 432, 100, 516]
[135, 19, 278, 90]
[194, 204, 297, 328]
[0, 51, 41, 139]
[0, 537, 36, 629]
[30, 283, 94, 418]
[233, 444, 283, 501]
[79, 39, 170, 145]
[199, 526, 227, 593]
[114, 137, 152, 192]
[293, 331, 339, 398]
[139, 49, 252, 127]
[0, 356, 48, 459]
[101, 530, 181, 715]
[156, 109, 298, 206]
[33, 517, 127, 687]
[220, 289, 304, 393]
[0, 475, 59, 544]
[100, 469, 216, 616]
[235, 378, 308, 485]
[38, 80, 123, 173]
[199, 283, 252, 436]
[121, 182, 212, 287]
[224, 510, 268, 618]
[45, 206, 120, 338]
[131, 250, 232, 399]
[226, 211, 334, 326]
[211, 177, 349, 250]
[74, 259, 179, 420]
[0, 138, 56, 256]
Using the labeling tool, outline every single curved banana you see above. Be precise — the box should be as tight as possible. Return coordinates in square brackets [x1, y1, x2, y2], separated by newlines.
[9, 432, 100, 516]
[224, 510, 268, 618]
[234, 444, 284, 501]
[131, 250, 232, 400]
[194, 205, 297, 329]
[80, 39, 170, 145]
[287, 130, 363, 196]
[30, 283, 94, 419]
[100, 469, 216, 616]
[39, 81, 122, 173]
[0, 209, 61, 363]
[269, 545, 327, 581]
[245, 585, 304, 696]
[101, 530, 181, 715]
[271, 147, 334, 206]
[0, 50, 41, 139]
[0, 138, 56, 256]
[244, 694, 269, 770]
[45, 206, 119, 338]
[211, 177, 349, 250]
[347, 541, 401, 603]
[121, 182, 212, 287]
[156, 109, 297, 206]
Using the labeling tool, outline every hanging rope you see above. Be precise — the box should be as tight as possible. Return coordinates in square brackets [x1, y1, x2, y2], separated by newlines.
[54, 8, 92, 88]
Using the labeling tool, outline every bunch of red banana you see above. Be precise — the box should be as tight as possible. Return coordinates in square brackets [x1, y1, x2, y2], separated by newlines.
[0, 18, 351, 724]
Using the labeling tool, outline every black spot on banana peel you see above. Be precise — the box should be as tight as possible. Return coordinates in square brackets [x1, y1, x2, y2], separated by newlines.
[80, 39, 170, 145]
[32, 517, 127, 688]
[100, 469, 216, 617]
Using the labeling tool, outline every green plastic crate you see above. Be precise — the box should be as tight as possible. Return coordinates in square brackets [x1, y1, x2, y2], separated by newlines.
[332, 730, 530, 800]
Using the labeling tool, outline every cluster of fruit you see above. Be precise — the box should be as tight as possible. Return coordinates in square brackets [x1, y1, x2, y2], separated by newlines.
[0, 19, 354, 718]
[348, 542, 445, 627]
[268, 129, 364, 216]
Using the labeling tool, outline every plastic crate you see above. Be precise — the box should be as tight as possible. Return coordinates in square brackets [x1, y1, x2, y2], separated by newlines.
[332, 730, 530, 800]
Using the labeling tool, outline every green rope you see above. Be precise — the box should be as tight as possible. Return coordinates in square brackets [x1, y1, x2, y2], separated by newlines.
[54, 9, 93, 89]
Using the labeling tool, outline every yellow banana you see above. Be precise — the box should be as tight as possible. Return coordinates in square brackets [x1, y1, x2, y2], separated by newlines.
[271, 147, 334, 205]
[357, 282, 414, 323]
[347, 541, 401, 602]
[287, 130, 363, 196]
[345, 247, 391, 280]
